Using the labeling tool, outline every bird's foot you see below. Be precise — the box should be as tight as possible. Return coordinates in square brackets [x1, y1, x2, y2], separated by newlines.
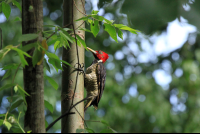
[73, 63, 85, 75]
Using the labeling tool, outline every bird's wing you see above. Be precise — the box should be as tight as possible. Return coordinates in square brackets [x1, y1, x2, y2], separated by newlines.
[91, 62, 106, 108]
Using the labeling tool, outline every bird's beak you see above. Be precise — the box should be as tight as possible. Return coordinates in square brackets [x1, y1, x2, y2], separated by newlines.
[87, 47, 97, 54]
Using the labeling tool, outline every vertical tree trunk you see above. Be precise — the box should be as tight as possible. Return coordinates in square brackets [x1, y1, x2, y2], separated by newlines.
[61, 0, 85, 133]
[22, 0, 45, 133]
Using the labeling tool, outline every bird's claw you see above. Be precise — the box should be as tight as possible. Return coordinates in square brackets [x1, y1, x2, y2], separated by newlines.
[74, 63, 85, 75]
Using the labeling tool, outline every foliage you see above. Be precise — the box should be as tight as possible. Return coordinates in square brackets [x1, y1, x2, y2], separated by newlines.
[0, 0, 137, 133]
[1, 0, 200, 133]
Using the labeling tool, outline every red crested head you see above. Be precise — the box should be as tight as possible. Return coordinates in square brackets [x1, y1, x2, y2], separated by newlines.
[87, 47, 109, 63]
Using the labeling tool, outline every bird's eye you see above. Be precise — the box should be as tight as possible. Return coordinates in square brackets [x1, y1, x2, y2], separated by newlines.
[99, 51, 103, 54]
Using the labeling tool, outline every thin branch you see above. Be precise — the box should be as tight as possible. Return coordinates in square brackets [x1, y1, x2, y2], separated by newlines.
[46, 23, 73, 41]
[46, 96, 90, 131]
[73, 0, 87, 16]
[74, 107, 88, 128]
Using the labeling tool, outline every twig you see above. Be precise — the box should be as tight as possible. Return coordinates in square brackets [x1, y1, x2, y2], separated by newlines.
[46, 23, 72, 41]
[46, 96, 90, 131]
[74, 107, 88, 128]
[73, 0, 87, 16]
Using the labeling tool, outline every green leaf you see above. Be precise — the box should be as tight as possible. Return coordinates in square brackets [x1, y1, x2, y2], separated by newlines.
[2, 69, 11, 80]
[2, 2, 11, 20]
[27, 130, 32, 133]
[54, 40, 60, 51]
[10, 99, 24, 112]
[18, 52, 28, 67]
[76, 34, 87, 50]
[45, 76, 58, 90]
[76, 129, 86, 133]
[17, 85, 30, 96]
[2, 63, 19, 70]
[0, 83, 15, 92]
[90, 14, 104, 21]
[0, 114, 6, 117]
[0, 119, 3, 126]
[21, 43, 37, 52]
[60, 60, 72, 67]
[12, 0, 22, 12]
[48, 58, 61, 72]
[13, 16, 22, 22]
[118, 29, 123, 40]
[104, 19, 114, 24]
[100, 129, 114, 133]
[11, 47, 31, 58]
[45, 120, 48, 128]
[101, 120, 109, 126]
[76, 16, 89, 22]
[11, 127, 23, 133]
[59, 30, 74, 43]
[4, 120, 12, 131]
[18, 34, 39, 42]
[43, 25, 56, 27]
[7, 95, 23, 103]
[79, 28, 92, 33]
[44, 58, 51, 73]
[92, 10, 99, 15]
[114, 24, 138, 34]
[90, 20, 99, 37]
[32, 47, 42, 67]
[104, 23, 118, 42]
[44, 100, 54, 113]
[14, 85, 18, 92]
[85, 128, 95, 133]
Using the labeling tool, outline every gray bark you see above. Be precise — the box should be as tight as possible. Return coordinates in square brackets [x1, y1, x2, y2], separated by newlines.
[22, 0, 45, 132]
[61, 0, 85, 133]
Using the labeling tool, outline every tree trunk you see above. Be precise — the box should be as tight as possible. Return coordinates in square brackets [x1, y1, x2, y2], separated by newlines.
[61, 0, 85, 133]
[22, 0, 45, 132]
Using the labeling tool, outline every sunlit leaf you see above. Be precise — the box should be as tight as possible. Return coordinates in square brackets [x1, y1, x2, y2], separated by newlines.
[90, 20, 99, 37]
[14, 85, 18, 93]
[54, 40, 60, 51]
[114, 24, 138, 34]
[45, 76, 58, 90]
[11, 47, 31, 58]
[4, 120, 12, 131]
[44, 100, 54, 113]
[18, 34, 38, 42]
[17, 85, 30, 96]
[104, 23, 118, 42]
[2, 2, 11, 20]
[92, 10, 99, 15]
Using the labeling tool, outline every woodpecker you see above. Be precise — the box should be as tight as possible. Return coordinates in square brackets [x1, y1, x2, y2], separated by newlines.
[84, 47, 109, 112]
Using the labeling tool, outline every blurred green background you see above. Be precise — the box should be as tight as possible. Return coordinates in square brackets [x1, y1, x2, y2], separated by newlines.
[1, 0, 200, 133]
